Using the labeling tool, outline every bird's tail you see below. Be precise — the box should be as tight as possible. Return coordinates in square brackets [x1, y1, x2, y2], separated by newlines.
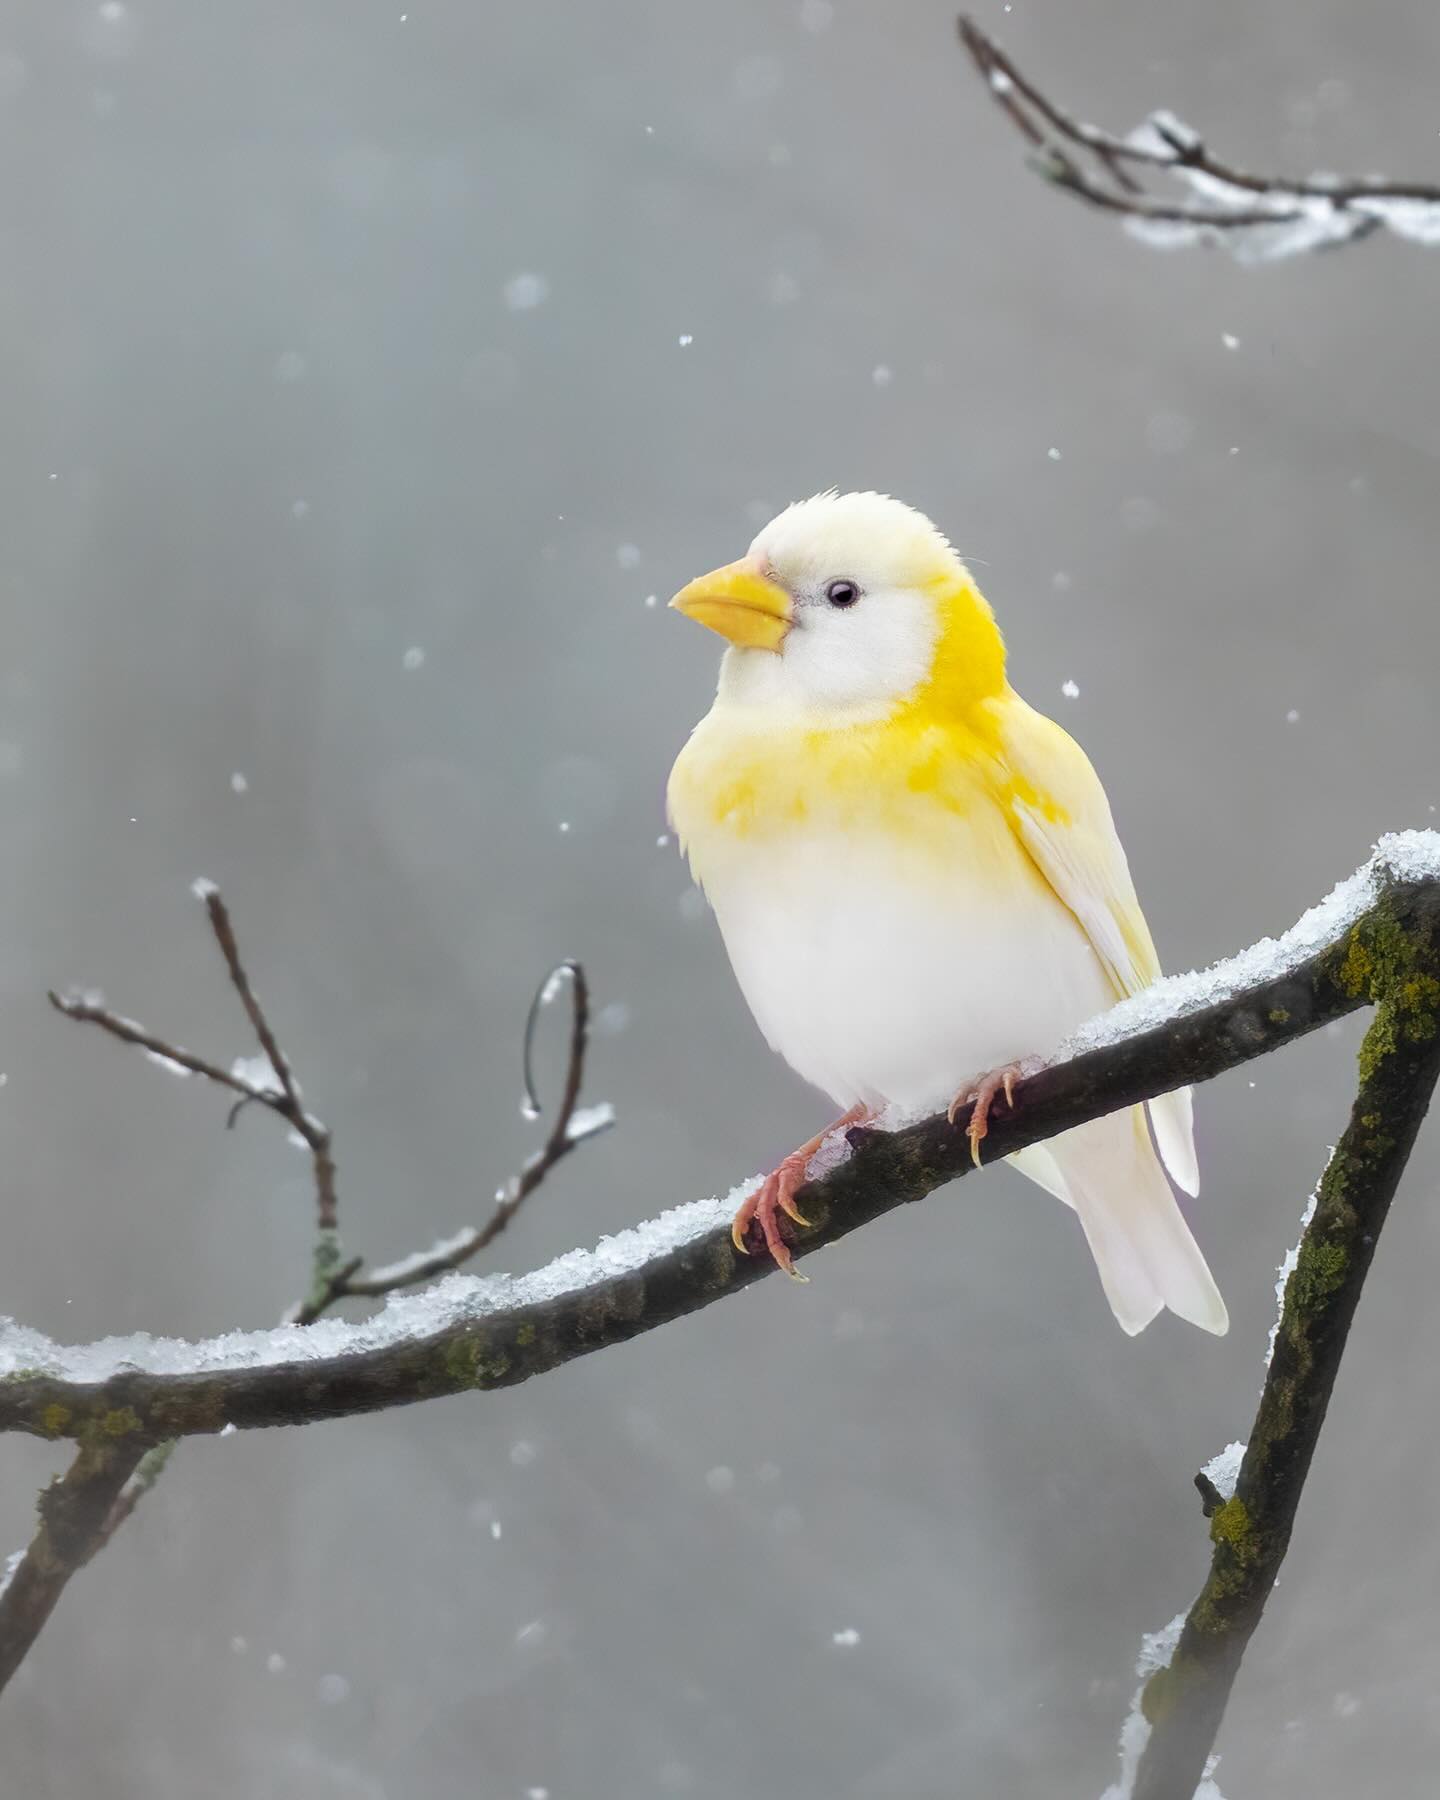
[1011, 1108, 1227, 1336]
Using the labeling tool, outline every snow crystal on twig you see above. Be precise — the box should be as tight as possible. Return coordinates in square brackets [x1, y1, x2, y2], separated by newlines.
[1101, 1612, 1228, 1799]
[1200, 1441, 1246, 1504]
[1267, 1177, 1323, 1368]
[1350, 195, 1440, 245]
[364, 1228, 483, 1289]
[230, 1053, 283, 1095]
[1124, 108, 1202, 158]
[0, 1548, 24, 1599]
[1100, 1612, 1185, 1800]
[565, 1101, 616, 1144]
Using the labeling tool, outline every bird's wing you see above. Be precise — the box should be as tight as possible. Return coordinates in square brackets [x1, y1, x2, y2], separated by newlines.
[986, 692, 1199, 1195]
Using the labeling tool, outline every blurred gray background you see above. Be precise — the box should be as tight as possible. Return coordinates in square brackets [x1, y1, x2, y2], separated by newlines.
[2, 1, 1439, 1794]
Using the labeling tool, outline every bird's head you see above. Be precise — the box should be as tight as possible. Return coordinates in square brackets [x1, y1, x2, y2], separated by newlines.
[669, 491, 1004, 722]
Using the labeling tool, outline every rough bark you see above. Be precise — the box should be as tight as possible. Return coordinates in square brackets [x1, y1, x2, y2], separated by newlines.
[1132, 893, 1440, 1796]
[0, 1439, 145, 1694]
[4, 876, 1435, 1448]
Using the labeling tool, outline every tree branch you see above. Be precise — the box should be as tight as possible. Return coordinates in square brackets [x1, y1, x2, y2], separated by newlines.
[8, 902, 609, 1694]
[5, 837, 1437, 1770]
[957, 15, 1440, 259]
[1130, 904, 1440, 1797]
[0, 1439, 147, 1694]
[301, 960, 612, 1317]
[50, 881, 339, 1240]
[4, 840, 1436, 1452]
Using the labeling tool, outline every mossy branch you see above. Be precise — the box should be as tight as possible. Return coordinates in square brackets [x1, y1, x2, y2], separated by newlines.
[1, 845, 1438, 1771]
[1131, 895, 1440, 1797]
[0, 1439, 145, 1695]
[3, 864, 1438, 1453]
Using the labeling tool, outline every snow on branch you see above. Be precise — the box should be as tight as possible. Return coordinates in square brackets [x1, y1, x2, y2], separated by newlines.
[50, 893, 612, 1326]
[6, 893, 612, 1699]
[958, 15, 1440, 261]
[4, 831, 1440, 1787]
[4, 832, 1437, 1435]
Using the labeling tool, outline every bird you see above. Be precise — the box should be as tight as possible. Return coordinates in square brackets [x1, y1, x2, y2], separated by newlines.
[665, 490, 1226, 1336]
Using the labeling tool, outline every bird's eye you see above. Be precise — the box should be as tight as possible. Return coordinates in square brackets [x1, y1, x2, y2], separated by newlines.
[825, 579, 860, 608]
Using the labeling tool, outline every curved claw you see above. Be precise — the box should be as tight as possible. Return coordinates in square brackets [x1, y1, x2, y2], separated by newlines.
[754, 1174, 807, 1280]
[730, 1173, 800, 1269]
[728, 1106, 869, 1281]
[948, 1063, 1026, 1167]
[777, 1187, 812, 1227]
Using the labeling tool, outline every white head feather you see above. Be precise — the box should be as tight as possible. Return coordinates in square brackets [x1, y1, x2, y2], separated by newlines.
[718, 491, 970, 724]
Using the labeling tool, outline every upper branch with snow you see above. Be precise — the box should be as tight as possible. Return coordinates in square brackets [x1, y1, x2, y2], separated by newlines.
[958, 15, 1440, 260]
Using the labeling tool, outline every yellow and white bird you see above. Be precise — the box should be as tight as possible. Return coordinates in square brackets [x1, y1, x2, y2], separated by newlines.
[666, 490, 1225, 1335]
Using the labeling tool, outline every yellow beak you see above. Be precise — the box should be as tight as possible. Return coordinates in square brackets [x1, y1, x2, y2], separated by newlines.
[668, 560, 793, 653]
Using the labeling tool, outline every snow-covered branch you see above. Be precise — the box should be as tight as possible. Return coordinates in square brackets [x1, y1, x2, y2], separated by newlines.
[958, 15, 1440, 261]
[7, 898, 611, 1707]
[3, 834, 1436, 1441]
[4, 831, 1439, 1793]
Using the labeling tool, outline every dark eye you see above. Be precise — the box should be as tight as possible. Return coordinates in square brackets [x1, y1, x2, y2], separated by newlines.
[825, 579, 860, 608]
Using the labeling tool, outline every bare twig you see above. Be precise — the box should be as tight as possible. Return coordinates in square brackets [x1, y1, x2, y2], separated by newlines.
[199, 882, 337, 1232]
[13, 910, 610, 1664]
[45, 995, 260, 1097]
[319, 960, 612, 1313]
[31, 881, 347, 1632]
[957, 14, 1440, 257]
[50, 882, 338, 1235]
[90, 1439, 176, 1554]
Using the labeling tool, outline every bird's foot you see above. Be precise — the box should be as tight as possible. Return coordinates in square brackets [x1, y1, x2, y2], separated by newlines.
[947, 1063, 1025, 1166]
[731, 1105, 869, 1281]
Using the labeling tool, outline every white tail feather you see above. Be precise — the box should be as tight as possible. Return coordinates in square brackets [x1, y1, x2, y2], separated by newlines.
[1149, 1085, 1200, 1197]
[1012, 1108, 1226, 1336]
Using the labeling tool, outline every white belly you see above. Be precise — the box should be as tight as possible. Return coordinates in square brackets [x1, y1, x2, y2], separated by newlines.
[701, 829, 1115, 1113]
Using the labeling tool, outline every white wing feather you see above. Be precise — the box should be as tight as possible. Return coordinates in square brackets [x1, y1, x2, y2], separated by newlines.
[991, 694, 1200, 1195]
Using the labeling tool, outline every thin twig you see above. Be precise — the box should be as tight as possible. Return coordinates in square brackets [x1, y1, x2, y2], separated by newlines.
[197, 886, 302, 1113]
[321, 961, 612, 1312]
[51, 886, 338, 1234]
[197, 884, 337, 1231]
[35, 882, 348, 1605]
[30, 920, 608, 1618]
[957, 14, 1440, 253]
[46, 994, 263, 1099]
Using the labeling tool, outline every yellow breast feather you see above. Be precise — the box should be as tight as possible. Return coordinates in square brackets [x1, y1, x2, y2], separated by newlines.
[668, 573, 1068, 879]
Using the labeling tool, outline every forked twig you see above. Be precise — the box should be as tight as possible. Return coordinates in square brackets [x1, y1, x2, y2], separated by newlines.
[8, 891, 611, 1673]
[296, 960, 612, 1319]
[958, 14, 1440, 258]
[50, 880, 337, 1234]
